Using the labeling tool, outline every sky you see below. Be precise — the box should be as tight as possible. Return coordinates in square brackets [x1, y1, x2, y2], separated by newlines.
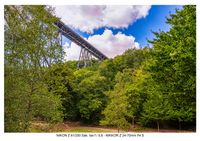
[54, 5, 183, 60]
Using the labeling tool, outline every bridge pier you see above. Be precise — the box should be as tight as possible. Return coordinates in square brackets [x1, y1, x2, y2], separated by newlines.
[77, 48, 92, 69]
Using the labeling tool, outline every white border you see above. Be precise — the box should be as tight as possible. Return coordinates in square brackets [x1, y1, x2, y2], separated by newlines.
[1, 0, 199, 5]
[1, 0, 199, 141]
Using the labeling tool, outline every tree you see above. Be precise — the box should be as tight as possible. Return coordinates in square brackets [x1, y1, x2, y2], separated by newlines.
[143, 5, 196, 129]
[74, 68, 96, 84]
[44, 63, 77, 120]
[122, 48, 151, 69]
[100, 90, 130, 132]
[5, 66, 63, 132]
[63, 61, 78, 70]
[166, 5, 196, 127]
[124, 66, 148, 128]
[139, 82, 173, 131]
[100, 69, 133, 131]
[4, 5, 64, 132]
[75, 73, 109, 123]
[98, 59, 117, 89]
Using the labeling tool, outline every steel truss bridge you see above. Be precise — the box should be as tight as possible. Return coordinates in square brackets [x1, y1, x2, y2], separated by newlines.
[55, 21, 108, 68]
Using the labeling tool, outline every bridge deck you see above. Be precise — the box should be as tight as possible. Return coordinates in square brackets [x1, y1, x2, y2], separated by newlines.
[55, 21, 108, 60]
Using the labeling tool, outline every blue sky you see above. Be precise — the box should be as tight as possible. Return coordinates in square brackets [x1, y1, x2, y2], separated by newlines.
[55, 5, 183, 60]
[126, 5, 183, 47]
[77, 5, 183, 47]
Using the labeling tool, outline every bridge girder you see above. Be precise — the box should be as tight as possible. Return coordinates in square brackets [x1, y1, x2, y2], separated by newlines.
[55, 21, 108, 68]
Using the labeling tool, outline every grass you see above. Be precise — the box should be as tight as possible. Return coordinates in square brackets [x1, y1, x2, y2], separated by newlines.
[29, 121, 114, 132]
[131, 126, 148, 131]
[65, 127, 112, 132]
[29, 121, 194, 133]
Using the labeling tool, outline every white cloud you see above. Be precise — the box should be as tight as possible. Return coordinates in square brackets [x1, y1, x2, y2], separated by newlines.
[88, 29, 139, 58]
[64, 29, 139, 60]
[63, 42, 81, 60]
[54, 5, 151, 33]
[63, 42, 70, 48]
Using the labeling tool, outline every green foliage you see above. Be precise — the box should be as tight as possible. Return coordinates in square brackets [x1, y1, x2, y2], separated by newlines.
[5, 67, 63, 132]
[98, 59, 117, 83]
[139, 91, 173, 126]
[31, 87, 63, 122]
[139, 5, 196, 128]
[122, 48, 151, 69]
[146, 5, 196, 123]
[75, 73, 109, 123]
[74, 68, 96, 84]
[4, 5, 64, 132]
[100, 91, 130, 131]
[101, 6, 196, 130]
[123, 66, 149, 125]
[63, 61, 78, 70]
[43, 63, 77, 120]
[100, 69, 133, 130]
[4, 6, 64, 67]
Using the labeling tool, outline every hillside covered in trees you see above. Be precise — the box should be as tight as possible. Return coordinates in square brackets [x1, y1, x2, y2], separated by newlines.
[4, 5, 196, 132]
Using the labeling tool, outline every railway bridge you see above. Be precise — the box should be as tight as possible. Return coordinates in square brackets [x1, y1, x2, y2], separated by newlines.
[55, 21, 108, 68]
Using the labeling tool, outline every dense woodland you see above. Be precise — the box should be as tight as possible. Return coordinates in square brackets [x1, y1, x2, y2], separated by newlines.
[4, 5, 196, 132]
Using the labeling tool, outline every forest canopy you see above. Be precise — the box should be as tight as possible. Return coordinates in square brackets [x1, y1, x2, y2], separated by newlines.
[4, 5, 196, 132]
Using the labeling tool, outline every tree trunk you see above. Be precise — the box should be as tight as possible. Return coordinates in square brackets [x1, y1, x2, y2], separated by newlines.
[24, 79, 34, 132]
[132, 117, 135, 128]
[157, 121, 160, 132]
[179, 119, 181, 130]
